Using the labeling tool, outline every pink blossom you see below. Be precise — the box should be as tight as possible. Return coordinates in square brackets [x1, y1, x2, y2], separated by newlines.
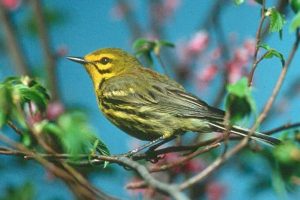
[197, 64, 218, 89]
[154, 153, 206, 173]
[46, 101, 64, 120]
[206, 181, 226, 200]
[234, 47, 249, 65]
[152, 153, 180, 173]
[27, 112, 42, 126]
[226, 60, 245, 83]
[182, 159, 205, 173]
[26, 103, 42, 125]
[226, 38, 255, 83]
[186, 31, 209, 56]
[1, 0, 21, 10]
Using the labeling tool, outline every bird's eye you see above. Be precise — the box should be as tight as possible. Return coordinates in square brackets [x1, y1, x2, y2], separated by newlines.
[99, 57, 111, 65]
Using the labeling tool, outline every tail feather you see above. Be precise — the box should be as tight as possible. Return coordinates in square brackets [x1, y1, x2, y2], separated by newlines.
[207, 122, 281, 146]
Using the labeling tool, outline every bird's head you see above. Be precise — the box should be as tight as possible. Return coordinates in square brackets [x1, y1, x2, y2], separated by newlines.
[67, 48, 140, 86]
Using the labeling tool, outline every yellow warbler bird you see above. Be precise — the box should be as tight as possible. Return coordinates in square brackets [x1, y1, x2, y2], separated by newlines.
[67, 48, 280, 148]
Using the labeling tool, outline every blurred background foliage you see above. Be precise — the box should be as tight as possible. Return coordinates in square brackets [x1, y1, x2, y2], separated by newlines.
[0, 0, 300, 199]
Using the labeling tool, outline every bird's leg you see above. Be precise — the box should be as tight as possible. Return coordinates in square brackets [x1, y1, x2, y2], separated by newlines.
[125, 136, 164, 156]
[146, 136, 175, 152]
[124, 136, 175, 157]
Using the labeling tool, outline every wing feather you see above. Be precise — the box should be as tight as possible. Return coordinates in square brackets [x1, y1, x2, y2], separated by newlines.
[100, 70, 225, 121]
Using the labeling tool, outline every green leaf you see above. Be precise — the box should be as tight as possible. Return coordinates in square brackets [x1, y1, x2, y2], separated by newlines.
[39, 111, 110, 162]
[133, 38, 156, 66]
[271, 162, 288, 199]
[273, 142, 300, 164]
[225, 78, 255, 123]
[22, 77, 49, 109]
[133, 38, 174, 66]
[154, 40, 175, 55]
[258, 43, 271, 50]
[264, 49, 285, 66]
[265, 8, 286, 38]
[258, 44, 285, 67]
[290, 0, 300, 13]
[234, 0, 244, 5]
[0, 84, 13, 128]
[156, 40, 175, 48]
[92, 139, 110, 168]
[133, 38, 155, 55]
[227, 77, 251, 97]
[255, 0, 263, 4]
[0, 112, 6, 128]
[290, 12, 300, 32]
[0, 182, 35, 200]
[1, 76, 50, 112]
[21, 133, 32, 147]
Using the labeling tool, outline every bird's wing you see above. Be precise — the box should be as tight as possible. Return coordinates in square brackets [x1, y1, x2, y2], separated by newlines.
[151, 85, 225, 121]
[139, 68, 225, 121]
[100, 74, 159, 106]
[101, 71, 225, 121]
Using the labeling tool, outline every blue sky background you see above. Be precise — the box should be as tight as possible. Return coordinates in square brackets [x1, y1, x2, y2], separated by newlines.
[1, 0, 300, 199]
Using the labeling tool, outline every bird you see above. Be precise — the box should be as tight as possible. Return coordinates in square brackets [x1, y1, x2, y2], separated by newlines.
[66, 48, 281, 151]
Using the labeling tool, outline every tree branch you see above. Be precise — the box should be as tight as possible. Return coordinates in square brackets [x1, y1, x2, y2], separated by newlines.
[263, 122, 300, 135]
[0, 3, 31, 75]
[1, 126, 117, 200]
[30, 0, 60, 101]
[248, 0, 266, 86]
[117, 157, 189, 200]
[179, 27, 300, 191]
[149, 142, 220, 173]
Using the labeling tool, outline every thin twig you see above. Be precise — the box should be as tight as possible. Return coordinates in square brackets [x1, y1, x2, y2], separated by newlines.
[198, 0, 228, 30]
[4, 135, 248, 167]
[0, 146, 25, 155]
[7, 121, 23, 136]
[0, 133, 117, 200]
[263, 122, 300, 135]
[30, 0, 60, 101]
[126, 181, 148, 190]
[260, 0, 289, 39]
[211, 7, 231, 107]
[149, 143, 220, 173]
[0, 3, 31, 75]
[6, 115, 116, 200]
[179, 27, 300, 191]
[248, 0, 266, 86]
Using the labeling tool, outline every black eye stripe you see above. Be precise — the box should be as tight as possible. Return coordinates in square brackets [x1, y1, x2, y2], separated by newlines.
[91, 63, 111, 74]
[99, 57, 111, 65]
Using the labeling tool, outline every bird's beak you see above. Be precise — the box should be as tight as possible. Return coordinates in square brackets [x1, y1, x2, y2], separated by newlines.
[66, 56, 87, 64]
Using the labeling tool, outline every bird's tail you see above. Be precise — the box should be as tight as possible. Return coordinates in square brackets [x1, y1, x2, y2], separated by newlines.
[207, 122, 281, 146]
